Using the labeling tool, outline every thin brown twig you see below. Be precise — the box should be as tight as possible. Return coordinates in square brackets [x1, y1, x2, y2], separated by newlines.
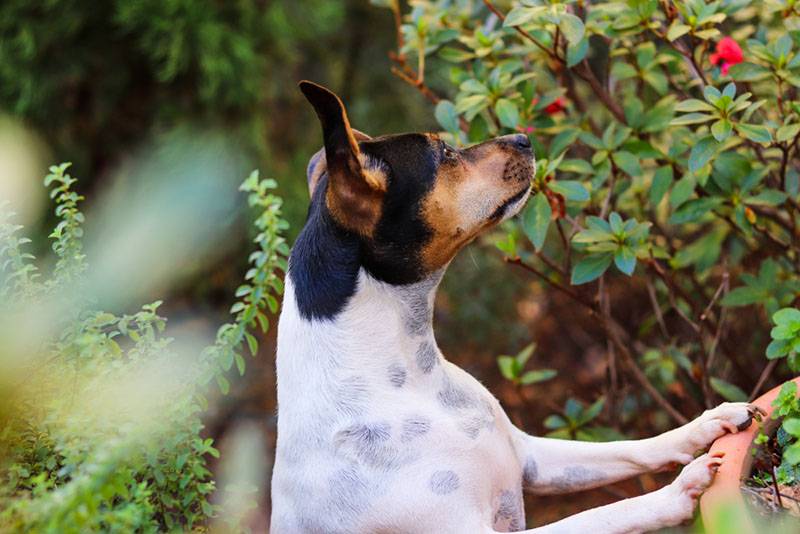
[504, 256, 589, 308]
[646, 278, 670, 338]
[749, 360, 778, 401]
[701, 272, 729, 321]
[703, 271, 729, 408]
[599, 277, 619, 425]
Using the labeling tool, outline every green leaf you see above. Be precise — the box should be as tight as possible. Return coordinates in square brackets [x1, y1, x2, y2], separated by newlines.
[438, 46, 475, 63]
[667, 22, 691, 41]
[703, 85, 722, 105]
[216, 375, 230, 395]
[522, 193, 552, 251]
[774, 308, 800, 325]
[721, 286, 767, 307]
[735, 123, 772, 143]
[549, 180, 590, 201]
[571, 253, 613, 285]
[777, 124, 800, 143]
[689, 136, 717, 172]
[609, 212, 624, 234]
[567, 37, 589, 67]
[504, 6, 538, 27]
[435, 100, 460, 132]
[245, 332, 259, 356]
[497, 355, 517, 380]
[669, 198, 723, 225]
[746, 190, 787, 206]
[650, 165, 673, 205]
[711, 119, 733, 142]
[582, 397, 605, 423]
[767, 338, 792, 359]
[613, 151, 642, 176]
[559, 159, 595, 175]
[559, 13, 585, 44]
[675, 99, 717, 113]
[543, 414, 567, 429]
[614, 246, 636, 276]
[520, 369, 557, 385]
[710, 377, 748, 402]
[516, 343, 536, 366]
[495, 98, 520, 129]
[572, 228, 614, 244]
[670, 113, 715, 126]
[670, 175, 696, 208]
[727, 62, 770, 82]
[783, 418, 800, 437]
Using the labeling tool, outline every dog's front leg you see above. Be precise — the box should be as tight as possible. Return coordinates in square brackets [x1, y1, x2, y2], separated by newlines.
[513, 401, 759, 495]
[503, 453, 724, 534]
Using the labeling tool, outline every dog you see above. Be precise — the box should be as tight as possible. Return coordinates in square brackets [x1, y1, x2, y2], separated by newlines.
[269, 81, 760, 533]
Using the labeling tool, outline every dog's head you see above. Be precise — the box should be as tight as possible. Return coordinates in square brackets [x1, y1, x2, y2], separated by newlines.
[300, 81, 534, 284]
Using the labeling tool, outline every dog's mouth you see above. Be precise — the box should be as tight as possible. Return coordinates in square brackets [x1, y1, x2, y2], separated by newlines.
[489, 184, 532, 222]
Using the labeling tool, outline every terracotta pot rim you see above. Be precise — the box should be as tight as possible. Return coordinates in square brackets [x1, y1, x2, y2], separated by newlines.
[699, 376, 800, 533]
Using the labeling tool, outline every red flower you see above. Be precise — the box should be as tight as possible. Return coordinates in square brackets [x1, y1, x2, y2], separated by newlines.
[710, 37, 743, 76]
[544, 97, 567, 115]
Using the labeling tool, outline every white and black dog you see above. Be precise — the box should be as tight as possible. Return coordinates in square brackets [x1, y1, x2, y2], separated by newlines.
[269, 81, 759, 533]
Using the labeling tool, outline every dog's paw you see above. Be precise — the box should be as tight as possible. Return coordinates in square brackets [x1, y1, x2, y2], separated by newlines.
[669, 402, 764, 463]
[662, 453, 724, 525]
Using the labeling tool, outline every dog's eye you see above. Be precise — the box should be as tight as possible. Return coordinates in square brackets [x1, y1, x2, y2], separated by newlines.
[442, 144, 458, 161]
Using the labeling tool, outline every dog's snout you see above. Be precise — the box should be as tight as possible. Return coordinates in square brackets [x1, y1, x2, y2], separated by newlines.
[498, 133, 532, 152]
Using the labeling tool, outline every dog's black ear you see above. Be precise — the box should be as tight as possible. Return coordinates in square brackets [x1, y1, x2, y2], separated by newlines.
[299, 81, 385, 235]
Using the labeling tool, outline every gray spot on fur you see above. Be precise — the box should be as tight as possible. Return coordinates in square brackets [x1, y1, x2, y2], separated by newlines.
[334, 421, 411, 471]
[397, 272, 442, 336]
[415, 341, 439, 374]
[322, 466, 369, 531]
[437, 375, 478, 410]
[493, 489, 525, 532]
[400, 416, 431, 442]
[523, 457, 539, 487]
[335, 375, 369, 416]
[550, 466, 606, 491]
[460, 414, 494, 439]
[429, 470, 460, 495]
[387, 364, 407, 387]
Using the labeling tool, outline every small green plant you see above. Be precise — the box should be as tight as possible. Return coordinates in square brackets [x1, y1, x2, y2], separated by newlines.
[497, 343, 557, 386]
[543, 397, 625, 442]
[767, 308, 800, 372]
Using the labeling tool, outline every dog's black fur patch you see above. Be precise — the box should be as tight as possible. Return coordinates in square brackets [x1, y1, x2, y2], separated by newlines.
[289, 172, 362, 321]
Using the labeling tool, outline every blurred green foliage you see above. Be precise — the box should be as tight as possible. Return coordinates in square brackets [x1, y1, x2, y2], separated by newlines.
[0, 165, 287, 532]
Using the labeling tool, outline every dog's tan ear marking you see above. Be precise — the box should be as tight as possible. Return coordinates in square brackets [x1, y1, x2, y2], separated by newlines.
[299, 81, 385, 235]
[305, 128, 373, 197]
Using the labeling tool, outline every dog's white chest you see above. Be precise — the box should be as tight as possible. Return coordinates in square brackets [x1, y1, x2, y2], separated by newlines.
[271, 272, 525, 532]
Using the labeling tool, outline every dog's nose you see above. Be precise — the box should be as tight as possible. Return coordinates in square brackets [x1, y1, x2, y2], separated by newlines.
[499, 133, 532, 152]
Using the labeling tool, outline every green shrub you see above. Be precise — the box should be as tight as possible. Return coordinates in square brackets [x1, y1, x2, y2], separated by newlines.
[375, 0, 800, 435]
[0, 164, 287, 532]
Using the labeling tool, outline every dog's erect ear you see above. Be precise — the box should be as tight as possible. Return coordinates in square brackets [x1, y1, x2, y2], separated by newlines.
[306, 129, 372, 197]
[299, 81, 385, 235]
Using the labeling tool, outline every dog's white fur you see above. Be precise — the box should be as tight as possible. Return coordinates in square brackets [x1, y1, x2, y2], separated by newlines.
[270, 245, 754, 533]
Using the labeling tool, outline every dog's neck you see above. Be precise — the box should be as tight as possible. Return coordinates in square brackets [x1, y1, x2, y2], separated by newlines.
[279, 265, 444, 370]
